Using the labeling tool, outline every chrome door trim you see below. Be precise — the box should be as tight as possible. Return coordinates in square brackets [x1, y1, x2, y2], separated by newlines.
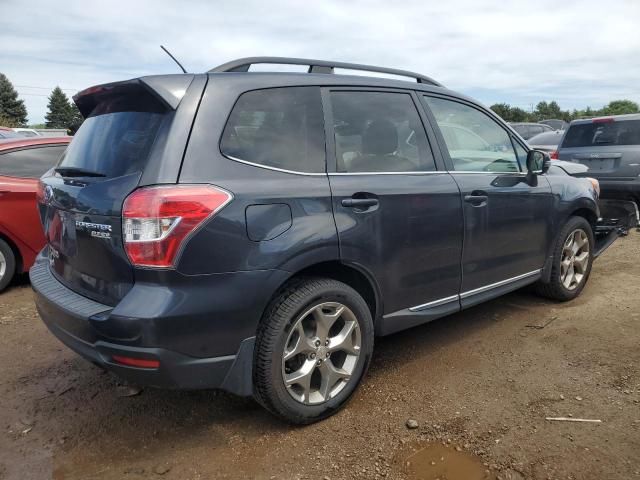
[406, 269, 542, 312]
[459, 269, 541, 299]
[223, 154, 327, 176]
[329, 171, 444, 176]
[408, 294, 460, 312]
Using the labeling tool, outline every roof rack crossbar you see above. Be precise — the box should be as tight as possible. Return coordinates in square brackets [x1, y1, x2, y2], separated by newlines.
[208, 57, 443, 87]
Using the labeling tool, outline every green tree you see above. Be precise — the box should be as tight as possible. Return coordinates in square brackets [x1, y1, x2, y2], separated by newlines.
[68, 101, 84, 134]
[0, 73, 28, 126]
[490, 103, 511, 120]
[490, 103, 533, 122]
[45, 86, 73, 129]
[600, 100, 639, 116]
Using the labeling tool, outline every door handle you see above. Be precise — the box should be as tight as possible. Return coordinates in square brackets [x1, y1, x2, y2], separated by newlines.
[341, 198, 379, 208]
[464, 194, 488, 207]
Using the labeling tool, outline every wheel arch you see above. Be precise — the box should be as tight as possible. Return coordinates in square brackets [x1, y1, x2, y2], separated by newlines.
[569, 207, 598, 228]
[274, 261, 382, 326]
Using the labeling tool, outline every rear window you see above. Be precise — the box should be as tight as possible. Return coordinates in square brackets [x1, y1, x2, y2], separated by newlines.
[562, 120, 640, 148]
[528, 132, 562, 146]
[58, 90, 167, 178]
[220, 87, 325, 173]
[0, 145, 67, 178]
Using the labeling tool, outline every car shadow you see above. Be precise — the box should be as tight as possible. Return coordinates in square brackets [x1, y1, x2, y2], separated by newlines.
[17, 287, 558, 477]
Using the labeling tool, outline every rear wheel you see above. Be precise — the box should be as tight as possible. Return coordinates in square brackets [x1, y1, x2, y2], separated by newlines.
[536, 216, 594, 301]
[0, 238, 17, 293]
[253, 278, 374, 424]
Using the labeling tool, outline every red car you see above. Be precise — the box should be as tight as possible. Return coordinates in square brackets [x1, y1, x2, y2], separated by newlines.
[0, 136, 71, 291]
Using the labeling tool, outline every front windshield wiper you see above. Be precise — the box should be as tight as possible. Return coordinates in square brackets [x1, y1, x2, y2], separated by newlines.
[55, 166, 106, 178]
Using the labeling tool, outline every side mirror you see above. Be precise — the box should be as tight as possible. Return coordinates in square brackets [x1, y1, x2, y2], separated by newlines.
[526, 150, 549, 174]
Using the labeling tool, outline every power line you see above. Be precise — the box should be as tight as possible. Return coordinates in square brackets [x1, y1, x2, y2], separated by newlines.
[15, 84, 79, 92]
[16, 93, 52, 97]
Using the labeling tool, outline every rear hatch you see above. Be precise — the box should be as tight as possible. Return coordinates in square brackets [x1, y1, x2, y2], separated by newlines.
[558, 117, 640, 179]
[38, 76, 198, 306]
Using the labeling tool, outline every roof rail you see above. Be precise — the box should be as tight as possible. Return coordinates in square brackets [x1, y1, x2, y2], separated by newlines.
[208, 56, 443, 87]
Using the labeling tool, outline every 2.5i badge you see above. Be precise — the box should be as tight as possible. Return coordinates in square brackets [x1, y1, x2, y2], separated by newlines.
[75, 220, 112, 239]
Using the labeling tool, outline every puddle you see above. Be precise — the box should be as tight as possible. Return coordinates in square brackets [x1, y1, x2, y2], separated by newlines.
[398, 443, 494, 480]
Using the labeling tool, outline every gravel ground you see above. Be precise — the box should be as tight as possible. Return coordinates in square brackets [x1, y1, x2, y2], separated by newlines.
[1, 232, 639, 480]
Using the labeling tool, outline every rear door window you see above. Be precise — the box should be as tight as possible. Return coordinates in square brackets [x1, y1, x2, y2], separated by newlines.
[220, 87, 325, 173]
[329, 91, 435, 173]
[57, 89, 167, 178]
[0, 145, 67, 178]
[562, 120, 640, 147]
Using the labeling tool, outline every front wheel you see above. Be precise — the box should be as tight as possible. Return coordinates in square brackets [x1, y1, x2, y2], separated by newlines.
[536, 216, 594, 301]
[253, 278, 374, 424]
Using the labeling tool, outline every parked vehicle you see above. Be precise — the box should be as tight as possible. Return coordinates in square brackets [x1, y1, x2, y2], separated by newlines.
[12, 128, 42, 138]
[0, 136, 71, 291]
[527, 130, 565, 158]
[510, 122, 553, 140]
[557, 114, 640, 205]
[33, 57, 610, 424]
[0, 127, 21, 139]
[539, 119, 568, 131]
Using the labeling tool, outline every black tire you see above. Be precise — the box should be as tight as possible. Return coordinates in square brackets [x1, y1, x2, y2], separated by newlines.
[536, 216, 594, 301]
[0, 238, 17, 293]
[253, 277, 374, 424]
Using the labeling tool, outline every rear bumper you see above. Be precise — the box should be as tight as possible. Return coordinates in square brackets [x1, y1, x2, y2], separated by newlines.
[29, 257, 281, 395]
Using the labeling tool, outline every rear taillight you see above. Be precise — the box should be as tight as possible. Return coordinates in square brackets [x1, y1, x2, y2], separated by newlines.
[122, 185, 232, 268]
[550, 150, 558, 160]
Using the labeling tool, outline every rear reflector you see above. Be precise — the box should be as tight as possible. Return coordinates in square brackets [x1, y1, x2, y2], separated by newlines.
[122, 185, 232, 268]
[112, 355, 160, 369]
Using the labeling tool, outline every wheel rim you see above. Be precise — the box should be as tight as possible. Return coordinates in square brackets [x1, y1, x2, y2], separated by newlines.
[281, 301, 362, 405]
[560, 228, 590, 291]
[0, 249, 6, 280]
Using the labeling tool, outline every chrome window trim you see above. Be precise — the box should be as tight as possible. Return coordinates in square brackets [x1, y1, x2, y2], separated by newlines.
[409, 294, 459, 312]
[223, 154, 327, 176]
[407, 269, 542, 311]
[459, 269, 541, 299]
[329, 171, 442, 176]
[449, 171, 527, 176]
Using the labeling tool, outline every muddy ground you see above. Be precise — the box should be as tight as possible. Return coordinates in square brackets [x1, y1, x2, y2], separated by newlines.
[1, 233, 639, 480]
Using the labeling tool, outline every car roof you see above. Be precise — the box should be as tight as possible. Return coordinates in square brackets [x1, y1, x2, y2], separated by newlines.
[205, 71, 478, 102]
[0, 136, 72, 151]
[570, 113, 640, 125]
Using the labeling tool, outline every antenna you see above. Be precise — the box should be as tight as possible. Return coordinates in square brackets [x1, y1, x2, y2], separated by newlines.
[160, 45, 187, 73]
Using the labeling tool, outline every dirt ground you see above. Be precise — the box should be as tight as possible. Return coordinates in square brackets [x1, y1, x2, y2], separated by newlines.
[1, 233, 639, 480]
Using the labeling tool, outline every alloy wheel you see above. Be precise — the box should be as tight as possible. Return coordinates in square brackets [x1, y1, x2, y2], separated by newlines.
[281, 302, 362, 405]
[560, 229, 590, 291]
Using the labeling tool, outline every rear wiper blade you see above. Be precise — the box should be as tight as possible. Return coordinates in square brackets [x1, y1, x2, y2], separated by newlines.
[55, 167, 106, 178]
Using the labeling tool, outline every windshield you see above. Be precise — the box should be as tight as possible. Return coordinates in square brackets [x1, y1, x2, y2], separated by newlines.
[58, 93, 167, 178]
[562, 120, 640, 148]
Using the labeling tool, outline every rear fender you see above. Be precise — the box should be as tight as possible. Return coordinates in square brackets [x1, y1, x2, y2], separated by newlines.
[0, 225, 37, 273]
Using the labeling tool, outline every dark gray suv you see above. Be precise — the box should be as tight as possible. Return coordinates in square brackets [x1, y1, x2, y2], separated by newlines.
[557, 114, 640, 205]
[32, 57, 607, 423]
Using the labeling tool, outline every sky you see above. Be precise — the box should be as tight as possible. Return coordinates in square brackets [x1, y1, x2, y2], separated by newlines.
[1, 0, 639, 125]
